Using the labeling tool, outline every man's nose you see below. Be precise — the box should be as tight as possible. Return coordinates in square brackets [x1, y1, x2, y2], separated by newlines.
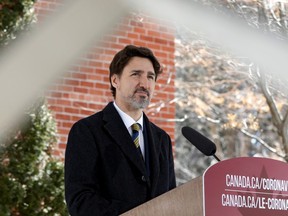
[139, 76, 149, 88]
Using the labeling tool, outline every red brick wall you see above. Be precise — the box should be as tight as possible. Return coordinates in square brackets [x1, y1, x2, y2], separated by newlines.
[34, 0, 176, 158]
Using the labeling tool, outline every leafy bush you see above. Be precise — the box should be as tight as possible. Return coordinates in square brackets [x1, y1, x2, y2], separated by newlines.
[0, 0, 36, 46]
[0, 100, 68, 215]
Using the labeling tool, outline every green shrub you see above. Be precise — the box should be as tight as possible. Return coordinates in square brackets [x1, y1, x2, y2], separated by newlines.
[0, 100, 68, 215]
[0, 0, 36, 46]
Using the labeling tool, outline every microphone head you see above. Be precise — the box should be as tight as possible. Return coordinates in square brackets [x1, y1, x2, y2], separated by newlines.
[181, 126, 216, 156]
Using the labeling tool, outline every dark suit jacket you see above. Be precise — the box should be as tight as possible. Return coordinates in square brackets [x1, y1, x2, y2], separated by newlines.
[65, 102, 176, 216]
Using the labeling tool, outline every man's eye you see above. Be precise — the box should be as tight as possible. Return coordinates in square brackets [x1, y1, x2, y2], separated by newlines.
[148, 75, 155, 80]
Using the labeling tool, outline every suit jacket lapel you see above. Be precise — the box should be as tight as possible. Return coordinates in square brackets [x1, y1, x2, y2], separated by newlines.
[143, 114, 161, 196]
[102, 102, 147, 176]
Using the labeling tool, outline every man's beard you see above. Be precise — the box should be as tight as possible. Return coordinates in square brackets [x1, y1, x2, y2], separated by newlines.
[129, 88, 150, 109]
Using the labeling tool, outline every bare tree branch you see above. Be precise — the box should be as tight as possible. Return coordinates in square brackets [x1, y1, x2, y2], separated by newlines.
[257, 71, 288, 161]
[258, 71, 283, 130]
[240, 128, 286, 158]
[281, 111, 288, 158]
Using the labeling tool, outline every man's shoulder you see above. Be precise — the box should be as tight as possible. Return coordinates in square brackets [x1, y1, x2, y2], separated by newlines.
[82, 111, 103, 123]
[144, 116, 168, 136]
[72, 102, 117, 127]
[70, 111, 103, 131]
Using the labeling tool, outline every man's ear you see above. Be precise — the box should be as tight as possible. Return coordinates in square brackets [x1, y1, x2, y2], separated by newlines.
[111, 74, 118, 88]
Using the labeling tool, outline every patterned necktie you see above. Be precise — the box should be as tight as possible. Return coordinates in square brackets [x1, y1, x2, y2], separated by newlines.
[131, 123, 143, 159]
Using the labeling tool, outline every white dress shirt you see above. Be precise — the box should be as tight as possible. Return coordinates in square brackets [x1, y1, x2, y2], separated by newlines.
[113, 102, 145, 159]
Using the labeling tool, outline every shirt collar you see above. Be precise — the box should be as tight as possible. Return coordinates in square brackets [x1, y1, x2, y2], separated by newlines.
[113, 101, 143, 130]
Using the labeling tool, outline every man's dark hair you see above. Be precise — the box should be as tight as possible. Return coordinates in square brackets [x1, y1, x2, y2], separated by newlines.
[109, 45, 163, 98]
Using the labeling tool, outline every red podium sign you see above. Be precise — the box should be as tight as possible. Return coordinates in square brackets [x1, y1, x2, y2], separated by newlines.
[203, 157, 288, 216]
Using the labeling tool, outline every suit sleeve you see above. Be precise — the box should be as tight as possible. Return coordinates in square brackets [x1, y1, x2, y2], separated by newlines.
[64, 121, 123, 216]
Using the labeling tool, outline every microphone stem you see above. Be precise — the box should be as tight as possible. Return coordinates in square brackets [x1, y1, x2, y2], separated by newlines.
[213, 154, 221, 162]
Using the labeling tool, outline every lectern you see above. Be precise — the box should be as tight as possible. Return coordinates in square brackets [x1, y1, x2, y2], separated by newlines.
[121, 157, 288, 216]
[121, 176, 203, 216]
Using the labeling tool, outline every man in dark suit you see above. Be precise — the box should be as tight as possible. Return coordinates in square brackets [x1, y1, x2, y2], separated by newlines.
[65, 45, 176, 216]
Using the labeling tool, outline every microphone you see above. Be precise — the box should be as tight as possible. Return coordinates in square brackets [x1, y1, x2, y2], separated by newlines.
[181, 126, 221, 161]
